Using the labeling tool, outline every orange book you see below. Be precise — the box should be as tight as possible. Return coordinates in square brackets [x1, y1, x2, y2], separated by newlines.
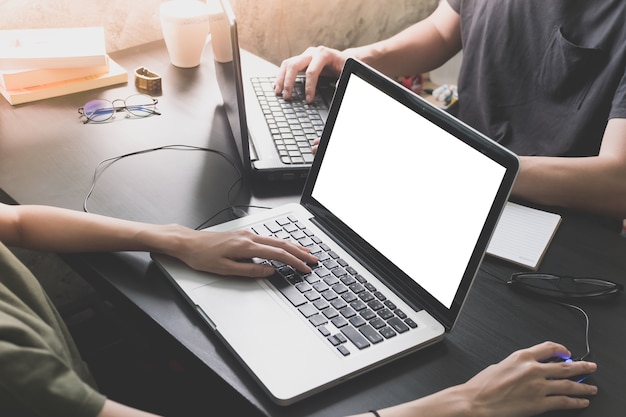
[0, 57, 128, 105]
[0, 61, 110, 90]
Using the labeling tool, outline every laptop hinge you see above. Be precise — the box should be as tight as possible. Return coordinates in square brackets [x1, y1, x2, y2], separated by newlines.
[248, 133, 259, 161]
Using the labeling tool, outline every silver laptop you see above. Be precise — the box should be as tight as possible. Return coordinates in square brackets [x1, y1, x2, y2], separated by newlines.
[153, 58, 519, 405]
[214, 0, 335, 182]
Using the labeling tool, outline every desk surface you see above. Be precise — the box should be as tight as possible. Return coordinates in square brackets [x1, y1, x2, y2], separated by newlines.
[1, 40, 625, 417]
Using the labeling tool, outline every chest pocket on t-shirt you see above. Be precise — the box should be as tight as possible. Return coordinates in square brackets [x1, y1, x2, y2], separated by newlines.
[536, 26, 606, 109]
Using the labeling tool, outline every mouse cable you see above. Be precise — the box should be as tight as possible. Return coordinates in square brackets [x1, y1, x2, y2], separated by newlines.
[83, 144, 243, 215]
[554, 301, 591, 361]
[482, 269, 591, 360]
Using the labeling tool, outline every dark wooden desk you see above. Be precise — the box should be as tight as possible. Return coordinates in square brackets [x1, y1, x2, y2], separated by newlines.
[1, 40, 625, 416]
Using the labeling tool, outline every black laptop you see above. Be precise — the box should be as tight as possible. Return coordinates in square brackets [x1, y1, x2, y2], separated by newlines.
[214, 0, 335, 182]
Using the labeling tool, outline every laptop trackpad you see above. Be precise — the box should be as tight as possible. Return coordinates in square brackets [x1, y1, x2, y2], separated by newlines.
[191, 276, 321, 351]
[191, 276, 338, 400]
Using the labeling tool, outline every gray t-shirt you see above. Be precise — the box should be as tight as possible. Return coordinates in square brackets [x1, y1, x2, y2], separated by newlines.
[0, 243, 106, 416]
[446, 0, 626, 157]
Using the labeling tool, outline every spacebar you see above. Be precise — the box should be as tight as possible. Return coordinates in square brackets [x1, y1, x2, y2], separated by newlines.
[267, 274, 307, 307]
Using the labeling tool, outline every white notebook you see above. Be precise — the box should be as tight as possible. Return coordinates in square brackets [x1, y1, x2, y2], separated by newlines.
[487, 202, 561, 270]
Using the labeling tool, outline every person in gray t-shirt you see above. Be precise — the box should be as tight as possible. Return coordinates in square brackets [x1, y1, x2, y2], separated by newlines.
[275, 0, 626, 227]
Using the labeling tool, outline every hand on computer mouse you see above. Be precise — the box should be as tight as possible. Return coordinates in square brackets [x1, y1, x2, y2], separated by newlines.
[541, 355, 590, 382]
[542, 355, 572, 363]
[398, 342, 597, 417]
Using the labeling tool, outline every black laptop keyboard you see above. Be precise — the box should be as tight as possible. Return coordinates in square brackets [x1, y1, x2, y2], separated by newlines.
[251, 76, 326, 165]
[250, 216, 419, 356]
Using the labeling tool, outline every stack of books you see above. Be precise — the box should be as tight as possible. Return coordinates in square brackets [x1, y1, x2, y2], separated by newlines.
[0, 27, 128, 105]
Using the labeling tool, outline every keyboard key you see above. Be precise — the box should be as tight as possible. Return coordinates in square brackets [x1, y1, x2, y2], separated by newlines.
[374, 291, 387, 301]
[360, 308, 376, 321]
[340, 275, 356, 286]
[339, 306, 357, 319]
[349, 283, 365, 294]
[309, 314, 327, 327]
[264, 221, 283, 233]
[359, 324, 384, 344]
[334, 332, 347, 344]
[370, 317, 386, 329]
[395, 308, 407, 319]
[318, 325, 331, 337]
[322, 308, 339, 319]
[377, 308, 394, 320]
[328, 334, 343, 346]
[367, 299, 384, 311]
[341, 292, 357, 303]
[349, 315, 367, 327]
[330, 298, 347, 310]
[331, 283, 349, 294]
[304, 290, 321, 302]
[388, 317, 410, 333]
[350, 299, 367, 311]
[341, 326, 370, 349]
[359, 292, 375, 302]
[267, 274, 307, 307]
[405, 318, 418, 328]
[324, 276, 339, 286]
[331, 316, 348, 328]
[337, 345, 351, 356]
[321, 289, 338, 301]
[298, 303, 318, 318]
[380, 326, 397, 339]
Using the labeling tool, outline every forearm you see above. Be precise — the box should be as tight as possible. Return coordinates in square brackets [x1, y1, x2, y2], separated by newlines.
[1, 204, 184, 255]
[1, 203, 317, 276]
[513, 118, 626, 220]
[347, 1, 461, 78]
[513, 155, 626, 219]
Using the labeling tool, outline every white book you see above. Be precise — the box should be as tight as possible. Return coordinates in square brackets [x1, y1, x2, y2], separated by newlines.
[0, 27, 108, 70]
[487, 202, 562, 270]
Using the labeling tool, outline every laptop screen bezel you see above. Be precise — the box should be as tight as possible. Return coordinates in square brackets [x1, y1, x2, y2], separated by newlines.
[300, 58, 519, 331]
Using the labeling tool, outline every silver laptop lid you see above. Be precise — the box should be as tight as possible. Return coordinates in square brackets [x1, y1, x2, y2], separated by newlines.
[213, 0, 251, 176]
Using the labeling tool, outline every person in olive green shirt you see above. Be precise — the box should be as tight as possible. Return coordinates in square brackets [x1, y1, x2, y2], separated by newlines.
[0, 202, 597, 417]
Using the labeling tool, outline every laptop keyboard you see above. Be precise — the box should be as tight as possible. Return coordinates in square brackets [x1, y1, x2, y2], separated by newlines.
[251, 76, 327, 165]
[251, 216, 419, 356]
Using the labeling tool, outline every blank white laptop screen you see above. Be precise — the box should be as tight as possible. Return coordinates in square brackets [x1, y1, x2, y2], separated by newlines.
[312, 75, 507, 308]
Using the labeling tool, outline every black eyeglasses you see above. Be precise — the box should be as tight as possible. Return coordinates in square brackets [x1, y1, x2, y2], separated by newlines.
[78, 94, 161, 124]
[508, 272, 623, 299]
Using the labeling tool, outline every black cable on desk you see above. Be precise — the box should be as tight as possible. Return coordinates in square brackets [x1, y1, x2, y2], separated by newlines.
[83, 144, 243, 218]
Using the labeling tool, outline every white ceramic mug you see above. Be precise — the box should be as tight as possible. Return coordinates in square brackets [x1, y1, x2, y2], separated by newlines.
[206, 1, 232, 63]
[160, 0, 211, 68]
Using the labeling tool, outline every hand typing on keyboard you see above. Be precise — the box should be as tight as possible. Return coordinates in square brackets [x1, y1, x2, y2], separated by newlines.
[252, 76, 326, 164]
[172, 229, 317, 278]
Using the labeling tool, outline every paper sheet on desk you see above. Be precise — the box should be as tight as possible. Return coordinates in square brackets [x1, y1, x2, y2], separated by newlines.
[487, 202, 561, 270]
